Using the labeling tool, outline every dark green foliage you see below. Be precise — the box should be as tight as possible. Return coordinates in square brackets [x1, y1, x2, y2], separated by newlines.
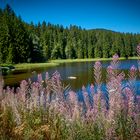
[0, 5, 140, 64]
[0, 5, 31, 63]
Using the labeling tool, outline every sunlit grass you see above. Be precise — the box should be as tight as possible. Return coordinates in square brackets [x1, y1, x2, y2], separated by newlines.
[14, 62, 59, 70]
[50, 57, 129, 63]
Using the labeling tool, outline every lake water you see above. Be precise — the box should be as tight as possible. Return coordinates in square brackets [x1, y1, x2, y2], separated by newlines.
[3, 59, 140, 92]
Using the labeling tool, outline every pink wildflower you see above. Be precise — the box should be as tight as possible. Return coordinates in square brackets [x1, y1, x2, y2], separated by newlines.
[38, 74, 42, 83]
[131, 65, 137, 71]
[129, 65, 137, 79]
[94, 61, 102, 87]
[113, 54, 119, 62]
[45, 72, 49, 80]
[95, 61, 101, 67]
[90, 84, 94, 94]
[107, 65, 113, 74]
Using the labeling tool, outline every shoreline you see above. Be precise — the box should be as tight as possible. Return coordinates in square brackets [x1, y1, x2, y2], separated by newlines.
[0, 57, 139, 71]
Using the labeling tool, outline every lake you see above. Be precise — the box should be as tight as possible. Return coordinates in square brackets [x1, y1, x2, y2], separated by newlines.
[2, 59, 140, 92]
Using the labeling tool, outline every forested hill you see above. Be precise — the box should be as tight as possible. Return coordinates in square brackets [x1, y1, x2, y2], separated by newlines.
[0, 5, 140, 64]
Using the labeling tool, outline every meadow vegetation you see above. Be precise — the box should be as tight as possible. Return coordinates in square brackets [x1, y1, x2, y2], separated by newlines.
[0, 45, 140, 140]
[14, 63, 59, 70]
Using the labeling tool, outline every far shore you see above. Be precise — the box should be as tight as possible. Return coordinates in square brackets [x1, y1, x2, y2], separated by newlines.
[0, 57, 139, 71]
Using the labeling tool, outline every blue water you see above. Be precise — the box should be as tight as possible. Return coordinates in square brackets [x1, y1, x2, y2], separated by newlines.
[29, 59, 140, 91]
[5, 59, 139, 94]
[102, 59, 138, 70]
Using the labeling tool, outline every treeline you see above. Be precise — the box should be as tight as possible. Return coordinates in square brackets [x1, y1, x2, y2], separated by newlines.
[0, 5, 140, 63]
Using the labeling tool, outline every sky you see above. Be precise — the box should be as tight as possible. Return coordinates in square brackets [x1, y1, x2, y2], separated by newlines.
[0, 0, 140, 33]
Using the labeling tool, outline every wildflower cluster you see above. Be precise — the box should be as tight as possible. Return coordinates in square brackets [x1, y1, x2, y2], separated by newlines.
[0, 46, 140, 139]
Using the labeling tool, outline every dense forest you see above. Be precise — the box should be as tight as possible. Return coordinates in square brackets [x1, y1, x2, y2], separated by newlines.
[0, 5, 140, 64]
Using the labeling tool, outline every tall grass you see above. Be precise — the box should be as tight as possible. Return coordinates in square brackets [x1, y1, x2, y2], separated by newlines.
[0, 45, 140, 140]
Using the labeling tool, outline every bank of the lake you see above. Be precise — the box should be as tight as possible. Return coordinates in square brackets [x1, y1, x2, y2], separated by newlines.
[15, 57, 132, 68]
[1, 58, 139, 90]
[49, 57, 126, 64]
[0, 57, 139, 71]
[14, 63, 59, 70]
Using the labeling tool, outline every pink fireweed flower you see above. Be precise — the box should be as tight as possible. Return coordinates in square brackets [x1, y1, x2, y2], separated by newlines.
[21, 80, 28, 86]
[52, 71, 61, 86]
[82, 85, 86, 92]
[110, 54, 120, 77]
[5, 86, 12, 95]
[125, 87, 135, 116]
[129, 65, 137, 79]
[94, 61, 102, 87]
[90, 84, 94, 94]
[124, 87, 133, 102]
[136, 95, 140, 102]
[95, 61, 101, 67]
[45, 72, 49, 80]
[38, 74, 42, 83]
[68, 91, 79, 118]
[28, 78, 32, 84]
[107, 65, 115, 82]
[68, 91, 77, 104]
[112, 54, 119, 64]
[107, 65, 114, 74]
[20, 80, 28, 92]
[52, 71, 61, 80]
[72, 102, 81, 121]
[124, 87, 132, 93]
[83, 90, 91, 109]
[85, 108, 94, 121]
[113, 54, 119, 62]
[93, 93, 101, 114]
[130, 65, 137, 73]
[117, 72, 125, 83]
[136, 95, 140, 112]
[34, 82, 39, 88]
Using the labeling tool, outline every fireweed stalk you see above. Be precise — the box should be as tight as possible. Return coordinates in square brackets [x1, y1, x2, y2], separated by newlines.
[93, 61, 104, 113]
[107, 54, 125, 119]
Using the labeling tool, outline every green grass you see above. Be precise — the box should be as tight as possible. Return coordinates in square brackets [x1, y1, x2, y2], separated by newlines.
[14, 62, 59, 70]
[128, 56, 139, 59]
[49, 57, 128, 63]
[14, 58, 119, 70]
[0, 64, 13, 67]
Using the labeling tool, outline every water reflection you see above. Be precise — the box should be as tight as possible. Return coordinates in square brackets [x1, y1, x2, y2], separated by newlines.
[3, 59, 140, 93]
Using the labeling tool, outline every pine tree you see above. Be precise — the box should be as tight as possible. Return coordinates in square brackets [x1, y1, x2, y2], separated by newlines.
[6, 44, 13, 63]
[77, 39, 84, 58]
[51, 42, 61, 59]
